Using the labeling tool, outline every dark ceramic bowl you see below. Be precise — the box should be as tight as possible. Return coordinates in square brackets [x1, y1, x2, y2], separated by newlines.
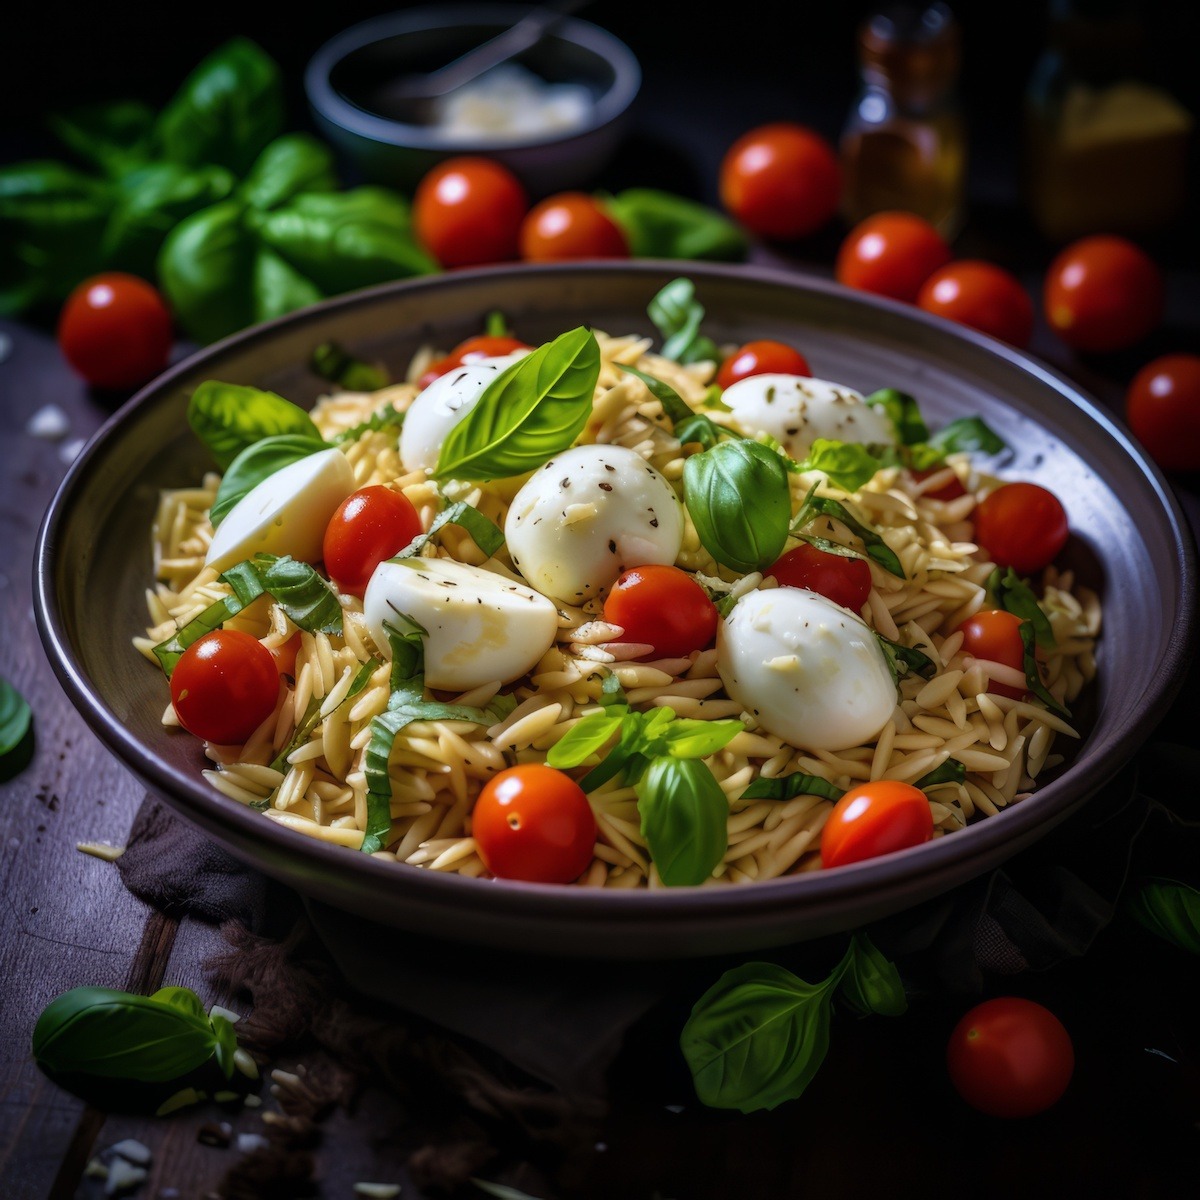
[35, 262, 1196, 960]
[305, 3, 641, 196]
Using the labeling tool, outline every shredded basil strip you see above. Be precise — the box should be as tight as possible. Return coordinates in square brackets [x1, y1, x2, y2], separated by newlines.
[310, 340, 390, 392]
[875, 632, 938, 685]
[914, 760, 967, 788]
[792, 486, 905, 579]
[221, 554, 342, 635]
[647, 277, 720, 365]
[432, 326, 601, 481]
[391, 500, 504, 562]
[1018, 621, 1071, 719]
[636, 757, 729, 887]
[988, 566, 1056, 649]
[153, 594, 246, 677]
[740, 773, 844, 803]
[617, 362, 723, 449]
[361, 619, 515, 853]
[332, 403, 405, 446]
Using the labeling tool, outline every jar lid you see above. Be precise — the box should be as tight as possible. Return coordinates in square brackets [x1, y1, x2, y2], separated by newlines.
[858, 3, 960, 98]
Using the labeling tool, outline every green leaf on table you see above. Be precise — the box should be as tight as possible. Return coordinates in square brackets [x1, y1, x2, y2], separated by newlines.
[836, 933, 908, 1017]
[187, 380, 321, 470]
[636, 756, 730, 887]
[603, 188, 749, 261]
[647, 277, 720, 365]
[1126, 878, 1200, 955]
[433, 327, 600, 481]
[0, 676, 33, 779]
[792, 485, 905, 579]
[238, 134, 337, 212]
[312, 342, 391, 394]
[48, 100, 156, 178]
[740, 772, 843, 803]
[987, 566, 1056, 650]
[865, 388, 929, 446]
[210, 434, 329, 528]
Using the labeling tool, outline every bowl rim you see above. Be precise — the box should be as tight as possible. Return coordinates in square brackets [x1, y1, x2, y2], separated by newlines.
[33, 260, 1199, 935]
[304, 2, 643, 152]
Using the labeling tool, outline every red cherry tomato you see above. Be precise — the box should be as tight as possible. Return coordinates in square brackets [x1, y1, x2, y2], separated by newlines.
[416, 334, 532, 389]
[946, 997, 1075, 1118]
[57, 272, 173, 390]
[270, 631, 304, 678]
[322, 486, 423, 596]
[413, 157, 528, 269]
[957, 610, 1026, 700]
[765, 543, 872, 612]
[602, 565, 719, 660]
[909, 464, 967, 501]
[1124, 353, 1200, 473]
[518, 192, 630, 261]
[836, 211, 953, 303]
[716, 340, 812, 390]
[917, 260, 1035, 348]
[472, 764, 596, 884]
[1043, 235, 1163, 353]
[820, 780, 934, 869]
[170, 630, 280, 745]
[973, 482, 1069, 576]
[719, 122, 842, 240]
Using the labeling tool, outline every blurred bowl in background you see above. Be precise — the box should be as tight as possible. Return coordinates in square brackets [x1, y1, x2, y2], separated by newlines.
[305, 3, 642, 197]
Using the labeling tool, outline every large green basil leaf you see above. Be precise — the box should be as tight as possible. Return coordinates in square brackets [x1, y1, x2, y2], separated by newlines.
[210, 435, 329, 528]
[604, 189, 748, 261]
[792, 439, 883, 492]
[48, 101, 156, 178]
[433, 327, 600, 481]
[251, 245, 324, 325]
[239, 134, 338, 213]
[546, 711, 627, 769]
[636, 757, 729, 887]
[680, 962, 837, 1112]
[155, 37, 284, 175]
[1126, 878, 1200, 955]
[0, 675, 33, 779]
[187, 380, 321, 470]
[683, 439, 791, 573]
[647, 277, 720, 365]
[836, 933, 908, 1017]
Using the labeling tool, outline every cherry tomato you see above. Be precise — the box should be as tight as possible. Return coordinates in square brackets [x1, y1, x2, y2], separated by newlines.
[413, 156, 528, 269]
[518, 192, 630, 261]
[917, 260, 1034, 348]
[716, 340, 811, 390]
[946, 997, 1075, 1118]
[957, 610, 1026, 700]
[835, 211, 952, 303]
[270, 631, 303, 678]
[472, 764, 596, 884]
[170, 630, 280, 746]
[765, 543, 872, 612]
[57, 272, 173, 390]
[323, 486, 423, 596]
[909, 464, 967, 501]
[416, 334, 532, 389]
[1043, 235, 1163, 353]
[820, 780, 934, 869]
[973, 482, 1069, 576]
[719, 122, 842, 240]
[1124, 353, 1200, 473]
[602, 565, 719, 660]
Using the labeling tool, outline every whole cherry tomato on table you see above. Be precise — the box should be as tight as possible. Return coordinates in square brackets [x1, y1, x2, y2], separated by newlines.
[819, 780, 934, 869]
[323, 486, 423, 596]
[602, 564, 719, 660]
[946, 997, 1075, 1118]
[170, 630, 280, 746]
[765, 542, 872, 612]
[519, 192, 630, 261]
[719, 122, 842, 240]
[57, 272, 173, 390]
[413, 156, 528, 268]
[836, 211, 952, 303]
[956, 609, 1026, 700]
[917, 260, 1034, 348]
[716, 340, 811, 390]
[973, 482, 1069, 576]
[472, 764, 597, 884]
[1043, 235, 1163, 353]
[416, 334, 532, 389]
[1124, 353, 1200, 473]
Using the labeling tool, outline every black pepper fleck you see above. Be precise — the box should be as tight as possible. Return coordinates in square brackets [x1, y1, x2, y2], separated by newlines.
[599, 482, 612, 491]
[608, 540, 617, 553]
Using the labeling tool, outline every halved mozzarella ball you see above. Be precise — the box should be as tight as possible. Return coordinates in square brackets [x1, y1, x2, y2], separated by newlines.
[399, 354, 525, 473]
[504, 444, 684, 604]
[717, 587, 896, 750]
[721, 374, 896, 459]
[363, 557, 558, 691]
[206, 447, 355, 573]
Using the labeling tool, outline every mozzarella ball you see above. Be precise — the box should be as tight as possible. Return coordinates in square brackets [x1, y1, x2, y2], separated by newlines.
[504, 444, 684, 604]
[717, 587, 896, 750]
[721, 374, 896, 459]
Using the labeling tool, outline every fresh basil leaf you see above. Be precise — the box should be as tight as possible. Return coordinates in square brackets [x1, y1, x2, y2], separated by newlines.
[792, 487, 905, 579]
[187, 380, 321, 471]
[239, 134, 337, 212]
[577, 714, 646, 794]
[392, 501, 504, 562]
[252, 244, 324, 324]
[32, 986, 224, 1083]
[1126, 878, 1200, 955]
[1018, 621, 1071, 719]
[546, 711, 627, 768]
[48, 101, 155, 177]
[636, 757, 728, 887]
[987, 566, 1056, 649]
[485, 310, 510, 337]
[220, 555, 342, 635]
[875, 632, 937, 684]
[604, 189, 749, 261]
[210, 434, 329, 528]
[210, 1014, 238, 1079]
[836, 933, 908, 1017]
[658, 718, 744, 760]
[680, 961, 837, 1112]
[865, 388, 929, 446]
[647, 277, 720, 365]
[915, 759, 966, 788]
[333, 404, 405, 445]
[927, 416, 1007, 457]
[153, 595, 244, 677]
[684, 439, 792, 574]
[311, 341, 391, 393]
[740, 773, 843, 803]
[267, 658, 378, 777]
[433, 327, 600, 481]
[618, 363, 722, 449]
[793, 438, 883, 492]
[155, 37, 284, 175]
[0, 675, 33, 779]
